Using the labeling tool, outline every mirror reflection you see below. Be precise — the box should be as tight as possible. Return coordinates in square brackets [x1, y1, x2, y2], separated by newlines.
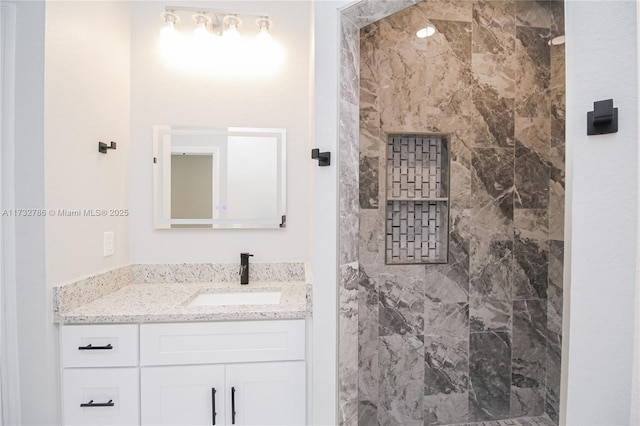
[153, 126, 286, 229]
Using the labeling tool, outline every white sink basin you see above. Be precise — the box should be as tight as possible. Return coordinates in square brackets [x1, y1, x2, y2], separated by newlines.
[187, 290, 282, 307]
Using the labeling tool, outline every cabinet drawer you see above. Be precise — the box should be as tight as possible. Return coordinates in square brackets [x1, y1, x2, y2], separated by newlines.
[62, 368, 139, 426]
[140, 320, 305, 366]
[62, 324, 139, 368]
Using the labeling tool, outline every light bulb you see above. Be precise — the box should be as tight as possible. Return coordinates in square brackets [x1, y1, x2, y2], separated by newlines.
[257, 27, 272, 43]
[224, 15, 241, 40]
[416, 26, 436, 38]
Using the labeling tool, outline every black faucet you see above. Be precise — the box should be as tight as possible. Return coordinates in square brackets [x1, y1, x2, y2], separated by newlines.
[240, 252, 254, 285]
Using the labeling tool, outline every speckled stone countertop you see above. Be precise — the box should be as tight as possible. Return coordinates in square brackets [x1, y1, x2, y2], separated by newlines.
[54, 262, 311, 324]
[59, 281, 308, 324]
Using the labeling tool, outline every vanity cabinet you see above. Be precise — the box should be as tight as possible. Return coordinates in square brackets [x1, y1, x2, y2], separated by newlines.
[59, 320, 306, 426]
[139, 320, 306, 426]
[141, 361, 305, 425]
[60, 324, 140, 425]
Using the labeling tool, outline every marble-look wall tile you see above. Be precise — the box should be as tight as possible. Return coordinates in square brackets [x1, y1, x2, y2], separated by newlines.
[516, 1, 551, 28]
[472, 0, 516, 147]
[547, 240, 563, 335]
[424, 392, 469, 425]
[424, 19, 474, 117]
[511, 300, 547, 417]
[511, 386, 545, 418]
[515, 26, 551, 117]
[514, 209, 548, 300]
[379, 334, 425, 425]
[545, 331, 562, 424]
[424, 335, 469, 395]
[425, 301, 469, 338]
[360, 156, 379, 209]
[341, 17, 360, 106]
[379, 268, 425, 336]
[470, 240, 513, 332]
[471, 148, 514, 229]
[515, 140, 549, 210]
[550, 44, 565, 148]
[419, 0, 472, 22]
[550, 0, 565, 37]
[340, 100, 361, 265]
[469, 331, 512, 421]
[340, 263, 360, 426]
[425, 227, 470, 304]
[359, 267, 379, 424]
[343, 0, 420, 29]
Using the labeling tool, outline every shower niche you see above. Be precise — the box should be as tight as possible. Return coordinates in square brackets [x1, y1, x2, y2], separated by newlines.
[385, 134, 449, 264]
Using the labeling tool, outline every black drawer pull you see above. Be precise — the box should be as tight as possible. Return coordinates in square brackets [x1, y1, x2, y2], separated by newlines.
[231, 387, 236, 424]
[80, 399, 114, 408]
[78, 343, 113, 351]
[211, 388, 217, 425]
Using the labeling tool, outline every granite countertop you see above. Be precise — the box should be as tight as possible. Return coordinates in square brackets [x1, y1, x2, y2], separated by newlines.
[58, 280, 309, 324]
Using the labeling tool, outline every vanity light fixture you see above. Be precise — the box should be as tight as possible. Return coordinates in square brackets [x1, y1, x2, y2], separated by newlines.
[416, 26, 436, 38]
[158, 6, 283, 74]
[223, 14, 241, 39]
[256, 16, 272, 43]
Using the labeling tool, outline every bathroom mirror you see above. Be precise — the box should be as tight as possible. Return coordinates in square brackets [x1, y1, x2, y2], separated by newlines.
[153, 126, 286, 229]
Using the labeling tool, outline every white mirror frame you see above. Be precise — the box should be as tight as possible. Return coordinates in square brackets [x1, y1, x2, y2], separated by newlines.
[153, 126, 286, 229]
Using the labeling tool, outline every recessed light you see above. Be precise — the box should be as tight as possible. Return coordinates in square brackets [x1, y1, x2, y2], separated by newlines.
[416, 26, 436, 38]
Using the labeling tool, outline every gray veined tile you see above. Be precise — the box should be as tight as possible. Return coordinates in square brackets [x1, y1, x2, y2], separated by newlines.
[425, 229, 470, 304]
[471, 148, 515, 223]
[512, 300, 547, 390]
[360, 156, 380, 209]
[547, 240, 563, 335]
[423, 20, 474, 117]
[358, 267, 379, 416]
[340, 17, 360, 106]
[425, 301, 469, 339]
[379, 269, 425, 336]
[513, 236, 548, 300]
[515, 1, 552, 29]
[379, 334, 425, 426]
[472, 84, 515, 147]
[545, 331, 562, 424]
[470, 294, 511, 332]
[515, 26, 551, 117]
[340, 99, 360, 265]
[424, 335, 469, 395]
[339, 264, 359, 426]
[469, 332, 512, 422]
[470, 239, 513, 302]
[511, 386, 545, 418]
[424, 391, 469, 425]
[514, 140, 550, 210]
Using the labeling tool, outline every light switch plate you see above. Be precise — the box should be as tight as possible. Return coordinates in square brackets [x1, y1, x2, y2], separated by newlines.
[103, 231, 114, 257]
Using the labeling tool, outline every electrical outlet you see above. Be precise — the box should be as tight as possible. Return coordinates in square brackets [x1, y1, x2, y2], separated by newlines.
[103, 231, 114, 257]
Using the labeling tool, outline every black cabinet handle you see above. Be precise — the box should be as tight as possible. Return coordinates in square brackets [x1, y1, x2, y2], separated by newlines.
[80, 399, 114, 408]
[231, 387, 236, 425]
[211, 388, 217, 425]
[78, 343, 113, 351]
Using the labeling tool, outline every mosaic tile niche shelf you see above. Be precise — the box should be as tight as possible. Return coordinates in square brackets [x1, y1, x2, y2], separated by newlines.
[385, 134, 450, 264]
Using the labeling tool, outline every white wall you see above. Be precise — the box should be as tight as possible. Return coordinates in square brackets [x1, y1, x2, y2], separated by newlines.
[45, 1, 131, 286]
[565, 1, 640, 424]
[129, 1, 312, 263]
[12, 1, 54, 423]
[312, 1, 353, 424]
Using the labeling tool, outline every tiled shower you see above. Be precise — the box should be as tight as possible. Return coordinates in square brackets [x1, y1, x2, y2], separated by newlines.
[337, 0, 565, 425]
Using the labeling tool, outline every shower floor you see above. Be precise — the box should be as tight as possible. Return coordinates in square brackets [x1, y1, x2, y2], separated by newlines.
[453, 415, 555, 426]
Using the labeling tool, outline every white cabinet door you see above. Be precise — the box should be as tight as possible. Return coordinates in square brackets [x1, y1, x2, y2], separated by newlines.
[141, 365, 226, 426]
[225, 361, 305, 426]
[62, 368, 139, 426]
